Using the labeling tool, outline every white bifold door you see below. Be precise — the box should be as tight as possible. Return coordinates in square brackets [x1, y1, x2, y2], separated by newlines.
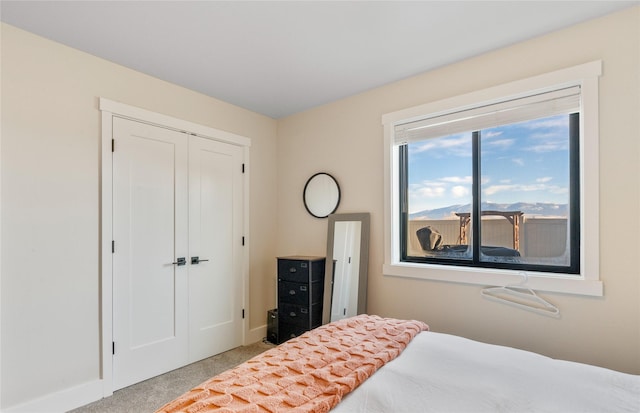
[112, 117, 243, 390]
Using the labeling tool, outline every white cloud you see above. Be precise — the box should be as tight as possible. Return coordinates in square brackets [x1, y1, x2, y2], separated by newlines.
[408, 176, 472, 206]
[411, 134, 471, 156]
[484, 182, 566, 196]
[525, 118, 568, 130]
[416, 186, 446, 197]
[484, 184, 517, 196]
[484, 131, 503, 138]
[409, 181, 446, 199]
[441, 175, 472, 184]
[526, 141, 568, 153]
[484, 138, 514, 149]
[451, 185, 469, 198]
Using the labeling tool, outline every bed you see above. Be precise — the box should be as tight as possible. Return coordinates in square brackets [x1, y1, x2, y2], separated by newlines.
[155, 314, 640, 413]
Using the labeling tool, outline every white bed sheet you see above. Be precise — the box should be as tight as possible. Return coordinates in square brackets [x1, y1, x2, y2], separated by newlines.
[333, 331, 640, 413]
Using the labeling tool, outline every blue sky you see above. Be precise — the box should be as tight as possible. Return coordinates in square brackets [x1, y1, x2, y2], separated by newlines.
[407, 114, 571, 214]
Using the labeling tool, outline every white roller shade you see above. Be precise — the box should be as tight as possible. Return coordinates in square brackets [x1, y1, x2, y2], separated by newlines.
[394, 86, 580, 144]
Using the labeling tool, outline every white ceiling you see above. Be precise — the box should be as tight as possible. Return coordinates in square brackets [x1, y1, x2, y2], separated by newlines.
[1, 1, 637, 118]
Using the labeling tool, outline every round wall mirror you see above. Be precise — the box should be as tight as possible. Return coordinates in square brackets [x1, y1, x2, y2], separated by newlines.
[303, 172, 340, 218]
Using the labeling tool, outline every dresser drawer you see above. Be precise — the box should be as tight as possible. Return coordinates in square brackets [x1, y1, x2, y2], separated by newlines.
[279, 302, 323, 327]
[278, 323, 308, 343]
[277, 259, 310, 282]
[278, 302, 309, 326]
[278, 280, 324, 306]
[278, 280, 310, 305]
[277, 258, 325, 282]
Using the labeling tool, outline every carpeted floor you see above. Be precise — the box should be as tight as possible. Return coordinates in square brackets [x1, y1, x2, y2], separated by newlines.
[69, 340, 275, 413]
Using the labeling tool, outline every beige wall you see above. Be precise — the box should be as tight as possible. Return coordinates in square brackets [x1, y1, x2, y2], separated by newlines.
[277, 6, 640, 375]
[0, 23, 278, 409]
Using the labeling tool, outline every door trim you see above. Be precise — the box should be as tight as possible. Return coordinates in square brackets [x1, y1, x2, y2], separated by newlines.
[99, 98, 251, 397]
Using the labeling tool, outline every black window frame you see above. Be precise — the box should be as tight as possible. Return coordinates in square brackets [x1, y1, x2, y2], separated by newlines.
[399, 113, 580, 275]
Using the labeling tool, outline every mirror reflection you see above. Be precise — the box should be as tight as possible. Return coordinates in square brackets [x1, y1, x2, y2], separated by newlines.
[303, 173, 340, 218]
[322, 213, 370, 324]
[331, 221, 361, 321]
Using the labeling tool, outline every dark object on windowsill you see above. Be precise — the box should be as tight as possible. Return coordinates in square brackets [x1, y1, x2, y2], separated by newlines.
[426, 244, 521, 257]
[416, 226, 443, 251]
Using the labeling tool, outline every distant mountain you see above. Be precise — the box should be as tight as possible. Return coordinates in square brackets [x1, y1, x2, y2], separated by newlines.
[409, 202, 568, 220]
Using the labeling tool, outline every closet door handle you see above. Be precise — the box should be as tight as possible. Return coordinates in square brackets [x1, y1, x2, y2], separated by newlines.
[171, 257, 186, 266]
[191, 256, 209, 265]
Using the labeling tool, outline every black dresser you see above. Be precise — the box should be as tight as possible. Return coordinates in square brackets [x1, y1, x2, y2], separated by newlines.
[277, 256, 326, 344]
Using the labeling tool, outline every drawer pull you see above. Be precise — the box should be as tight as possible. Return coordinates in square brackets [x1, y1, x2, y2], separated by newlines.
[289, 312, 297, 317]
[289, 267, 297, 273]
[289, 290, 296, 295]
[301, 308, 308, 314]
[299, 285, 307, 292]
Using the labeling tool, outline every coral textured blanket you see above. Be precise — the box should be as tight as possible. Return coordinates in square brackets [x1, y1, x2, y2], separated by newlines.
[155, 314, 429, 413]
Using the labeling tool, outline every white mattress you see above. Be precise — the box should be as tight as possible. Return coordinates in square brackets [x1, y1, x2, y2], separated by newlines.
[333, 331, 640, 413]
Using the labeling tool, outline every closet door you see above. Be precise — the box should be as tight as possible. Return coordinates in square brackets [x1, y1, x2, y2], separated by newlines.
[112, 117, 189, 390]
[188, 136, 244, 362]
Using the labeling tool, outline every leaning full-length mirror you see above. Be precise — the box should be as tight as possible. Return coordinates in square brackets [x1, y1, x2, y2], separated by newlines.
[322, 213, 370, 324]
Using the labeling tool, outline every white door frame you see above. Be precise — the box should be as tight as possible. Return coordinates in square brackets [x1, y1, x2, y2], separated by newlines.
[99, 98, 251, 397]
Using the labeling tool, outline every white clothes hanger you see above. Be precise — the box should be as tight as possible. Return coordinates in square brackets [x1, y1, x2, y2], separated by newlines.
[481, 272, 560, 318]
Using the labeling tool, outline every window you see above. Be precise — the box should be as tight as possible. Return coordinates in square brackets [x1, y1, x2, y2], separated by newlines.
[382, 62, 603, 296]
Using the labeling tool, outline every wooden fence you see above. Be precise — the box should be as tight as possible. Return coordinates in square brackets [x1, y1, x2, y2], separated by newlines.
[408, 217, 567, 258]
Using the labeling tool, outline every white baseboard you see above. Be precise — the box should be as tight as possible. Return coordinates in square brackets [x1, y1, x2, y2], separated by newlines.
[2, 379, 103, 413]
[246, 324, 267, 345]
[2, 327, 268, 413]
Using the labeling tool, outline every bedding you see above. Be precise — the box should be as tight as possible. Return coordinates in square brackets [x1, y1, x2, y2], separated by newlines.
[155, 314, 428, 413]
[334, 331, 640, 413]
[155, 314, 640, 413]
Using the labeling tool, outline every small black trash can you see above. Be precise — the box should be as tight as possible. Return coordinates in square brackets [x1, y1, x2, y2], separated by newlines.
[267, 309, 278, 344]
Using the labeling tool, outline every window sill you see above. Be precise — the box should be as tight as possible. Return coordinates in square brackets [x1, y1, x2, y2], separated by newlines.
[383, 262, 603, 297]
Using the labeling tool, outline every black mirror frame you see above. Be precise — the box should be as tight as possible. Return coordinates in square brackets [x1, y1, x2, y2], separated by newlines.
[303, 172, 341, 219]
